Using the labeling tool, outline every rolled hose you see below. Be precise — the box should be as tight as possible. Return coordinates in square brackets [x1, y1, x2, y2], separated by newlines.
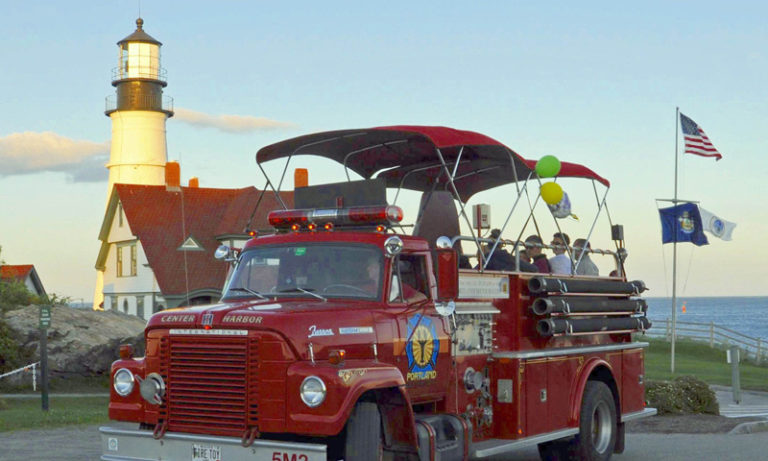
[536, 316, 652, 337]
[528, 276, 646, 295]
[531, 297, 647, 316]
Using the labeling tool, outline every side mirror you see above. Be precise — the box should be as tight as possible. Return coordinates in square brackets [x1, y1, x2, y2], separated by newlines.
[435, 248, 458, 302]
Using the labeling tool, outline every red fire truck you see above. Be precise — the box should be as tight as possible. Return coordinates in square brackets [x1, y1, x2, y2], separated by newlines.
[100, 126, 654, 461]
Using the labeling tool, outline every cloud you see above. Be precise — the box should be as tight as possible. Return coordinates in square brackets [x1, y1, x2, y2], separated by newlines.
[174, 107, 295, 133]
[0, 131, 108, 182]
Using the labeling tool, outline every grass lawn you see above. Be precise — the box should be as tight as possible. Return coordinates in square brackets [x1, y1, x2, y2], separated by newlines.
[0, 396, 109, 432]
[644, 337, 768, 392]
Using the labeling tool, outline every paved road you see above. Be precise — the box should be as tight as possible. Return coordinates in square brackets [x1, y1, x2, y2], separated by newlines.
[1, 425, 768, 461]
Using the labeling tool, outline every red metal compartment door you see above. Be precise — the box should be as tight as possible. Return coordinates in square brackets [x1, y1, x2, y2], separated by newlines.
[523, 360, 548, 436]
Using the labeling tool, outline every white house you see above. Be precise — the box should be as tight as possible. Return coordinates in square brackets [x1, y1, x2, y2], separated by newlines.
[94, 164, 292, 320]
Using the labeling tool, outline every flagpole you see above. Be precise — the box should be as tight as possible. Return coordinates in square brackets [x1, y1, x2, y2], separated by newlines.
[671, 107, 679, 374]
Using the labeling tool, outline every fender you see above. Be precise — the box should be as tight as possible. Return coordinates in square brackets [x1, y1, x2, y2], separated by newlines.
[286, 360, 414, 439]
[567, 357, 615, 425]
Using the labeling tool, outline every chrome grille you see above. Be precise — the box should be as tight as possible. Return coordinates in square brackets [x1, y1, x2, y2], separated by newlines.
[165, 335, 253, 436]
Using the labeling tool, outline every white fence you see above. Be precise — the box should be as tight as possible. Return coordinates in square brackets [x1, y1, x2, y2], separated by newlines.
[0, 362, 39, 391]
[645, 319, 767, 364]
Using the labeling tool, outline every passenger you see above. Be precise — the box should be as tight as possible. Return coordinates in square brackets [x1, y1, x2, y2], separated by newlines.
[548, 232, 573, 275]
[573, 238, 599, 276]
[525, 235, 551, 273]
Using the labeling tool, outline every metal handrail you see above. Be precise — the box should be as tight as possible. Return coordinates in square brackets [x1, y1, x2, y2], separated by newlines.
[111, 66, 168, 82]
[645, 319, 767, 364]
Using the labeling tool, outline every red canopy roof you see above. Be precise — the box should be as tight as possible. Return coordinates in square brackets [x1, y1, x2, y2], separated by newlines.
[523, 159, 610, 187]
[256, 125, 531, 202]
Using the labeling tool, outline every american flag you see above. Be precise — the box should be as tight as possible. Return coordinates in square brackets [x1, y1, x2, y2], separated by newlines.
[679, 113, 722, 160]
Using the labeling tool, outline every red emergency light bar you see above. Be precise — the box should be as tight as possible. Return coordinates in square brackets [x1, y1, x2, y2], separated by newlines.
[268, 205, 404, 230]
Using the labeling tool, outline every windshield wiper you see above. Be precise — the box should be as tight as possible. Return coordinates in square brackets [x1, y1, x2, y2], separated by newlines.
[278, 287, 327, 302]
[227, 287, 267, 299]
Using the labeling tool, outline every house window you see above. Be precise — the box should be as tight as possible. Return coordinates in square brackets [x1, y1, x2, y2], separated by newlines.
[110, 295, 117, 311]
[136, 297, 144, 319]
[117, 246, 123, 277]
[130, 244, 137, 276]
[118, 202, 123, 227]
[122, 299, 128, 313]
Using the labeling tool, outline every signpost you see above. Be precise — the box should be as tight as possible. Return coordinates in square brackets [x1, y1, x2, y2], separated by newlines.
[39, 304, 51, 411]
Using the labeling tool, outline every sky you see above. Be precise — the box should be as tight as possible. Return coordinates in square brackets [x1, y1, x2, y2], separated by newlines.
[1, 0, 766, 301]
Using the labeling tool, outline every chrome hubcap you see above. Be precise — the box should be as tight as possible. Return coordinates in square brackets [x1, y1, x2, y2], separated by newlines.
[591, 400, 612, 453]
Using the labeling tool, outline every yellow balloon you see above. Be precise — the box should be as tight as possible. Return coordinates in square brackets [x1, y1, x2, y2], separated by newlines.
[540, 182, 563, 205]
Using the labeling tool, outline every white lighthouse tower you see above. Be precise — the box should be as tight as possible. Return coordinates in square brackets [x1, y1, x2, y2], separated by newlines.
[94, 18, 174, 310]
[105, 17, 173, 190]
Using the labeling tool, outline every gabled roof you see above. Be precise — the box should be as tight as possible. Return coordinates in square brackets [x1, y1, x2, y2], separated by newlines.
[97, 184, 293, 297]
[0, 264, 46, 297]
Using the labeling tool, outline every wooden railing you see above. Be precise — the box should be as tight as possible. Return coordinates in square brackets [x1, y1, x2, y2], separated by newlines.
[644, 319, 767, 364]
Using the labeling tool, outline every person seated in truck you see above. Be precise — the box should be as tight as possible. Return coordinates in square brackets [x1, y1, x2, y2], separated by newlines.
[525, 234, 551, 273]
[548, 232, 573, 275]
[573, 238, 599, 276]
[389, 258, 427, 303]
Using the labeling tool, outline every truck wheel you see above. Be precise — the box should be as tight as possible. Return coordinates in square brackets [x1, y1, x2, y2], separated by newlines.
[573, 381, 617, 461]
[344, 401, 383, 461]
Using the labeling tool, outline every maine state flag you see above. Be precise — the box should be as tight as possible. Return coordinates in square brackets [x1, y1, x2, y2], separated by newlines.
[658, 203, 709, 246]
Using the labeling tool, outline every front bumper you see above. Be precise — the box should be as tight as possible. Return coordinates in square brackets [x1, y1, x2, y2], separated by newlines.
[100, 426, 326, 461]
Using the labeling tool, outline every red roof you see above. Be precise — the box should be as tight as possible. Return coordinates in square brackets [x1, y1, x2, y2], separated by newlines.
[111, 184, 293, 296]
[0, 264, 34, 282]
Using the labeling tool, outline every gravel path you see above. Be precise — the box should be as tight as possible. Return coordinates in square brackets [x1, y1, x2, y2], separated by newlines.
[0, 425, 102, 461]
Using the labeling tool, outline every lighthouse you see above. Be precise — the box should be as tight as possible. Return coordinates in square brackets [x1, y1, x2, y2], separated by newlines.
[104, 17, 173, 192]
[94, 18, 173, 310]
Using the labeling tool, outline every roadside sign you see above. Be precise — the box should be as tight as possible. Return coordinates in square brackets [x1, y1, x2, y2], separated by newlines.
[39, 305, 51, 329]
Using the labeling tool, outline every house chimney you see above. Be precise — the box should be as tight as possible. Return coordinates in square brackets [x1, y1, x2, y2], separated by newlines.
[294, 168, 308, 188]
[188, 177, 199, 188]
[165, 161, 181, 190]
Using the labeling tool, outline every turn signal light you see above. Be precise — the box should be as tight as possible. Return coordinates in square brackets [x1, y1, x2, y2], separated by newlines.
[290, 223, 301, 232]
[328, 349, 346, 365]
[307, 223, 317, 231]
[119, 344, 134, 360]
[324, 222, 334, 231]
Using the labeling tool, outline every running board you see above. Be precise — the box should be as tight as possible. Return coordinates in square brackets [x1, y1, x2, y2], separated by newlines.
[470, 428, 579, 458]
[621, 408, 657, 422]
[470, 408, 657, 459]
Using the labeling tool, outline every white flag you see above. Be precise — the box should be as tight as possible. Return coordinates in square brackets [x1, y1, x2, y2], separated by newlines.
[698, 206, 736, 241]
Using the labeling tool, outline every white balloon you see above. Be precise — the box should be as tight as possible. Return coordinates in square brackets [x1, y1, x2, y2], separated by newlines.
[548, 192, 572, 219]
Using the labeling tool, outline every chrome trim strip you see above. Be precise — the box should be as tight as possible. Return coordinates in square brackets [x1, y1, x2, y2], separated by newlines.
[455, 302, 501, 315]
[99, 426, 326, 452]
[471, 428, 579, 458]
[492, 342, 649, 360]
[169, 329, 248, 335]
[621, 408, 657, 422]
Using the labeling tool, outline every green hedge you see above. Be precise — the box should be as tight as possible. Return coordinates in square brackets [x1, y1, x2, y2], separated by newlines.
[646, 375, 719, 415]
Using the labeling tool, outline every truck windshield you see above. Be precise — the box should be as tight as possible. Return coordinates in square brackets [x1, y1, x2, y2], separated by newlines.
[222, 244, 383, 301]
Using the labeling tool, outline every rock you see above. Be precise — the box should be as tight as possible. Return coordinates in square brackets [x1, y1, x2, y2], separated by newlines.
[4, 305, 146, 377]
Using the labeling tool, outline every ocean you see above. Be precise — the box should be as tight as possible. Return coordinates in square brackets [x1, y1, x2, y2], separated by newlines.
[645, 297, 768, 341]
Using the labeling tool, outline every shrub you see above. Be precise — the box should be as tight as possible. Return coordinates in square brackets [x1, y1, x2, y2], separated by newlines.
[646, 375, 719, 415]
[0, 280, 32, 313]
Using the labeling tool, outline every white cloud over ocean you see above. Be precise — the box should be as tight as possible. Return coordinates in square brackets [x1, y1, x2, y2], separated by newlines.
[174, 108, 295, 133]
[0, 131, 108, 182]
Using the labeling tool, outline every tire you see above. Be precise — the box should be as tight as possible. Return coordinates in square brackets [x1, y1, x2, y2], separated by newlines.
[344, 401, 383, 461]
[572, 381, 617, 461]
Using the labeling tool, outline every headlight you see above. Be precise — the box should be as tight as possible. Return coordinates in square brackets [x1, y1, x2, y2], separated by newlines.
[300, 376, 326, 408]
[114, 368, 135, 397]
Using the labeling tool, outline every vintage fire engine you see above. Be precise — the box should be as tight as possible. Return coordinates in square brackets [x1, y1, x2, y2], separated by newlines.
[100, 126, 654, 461]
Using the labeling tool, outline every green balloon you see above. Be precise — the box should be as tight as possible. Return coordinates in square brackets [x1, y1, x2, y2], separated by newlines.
[535, 155, 561, 178]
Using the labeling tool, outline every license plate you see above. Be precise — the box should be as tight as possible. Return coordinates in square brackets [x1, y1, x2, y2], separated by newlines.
[192, 443, 222, 461]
